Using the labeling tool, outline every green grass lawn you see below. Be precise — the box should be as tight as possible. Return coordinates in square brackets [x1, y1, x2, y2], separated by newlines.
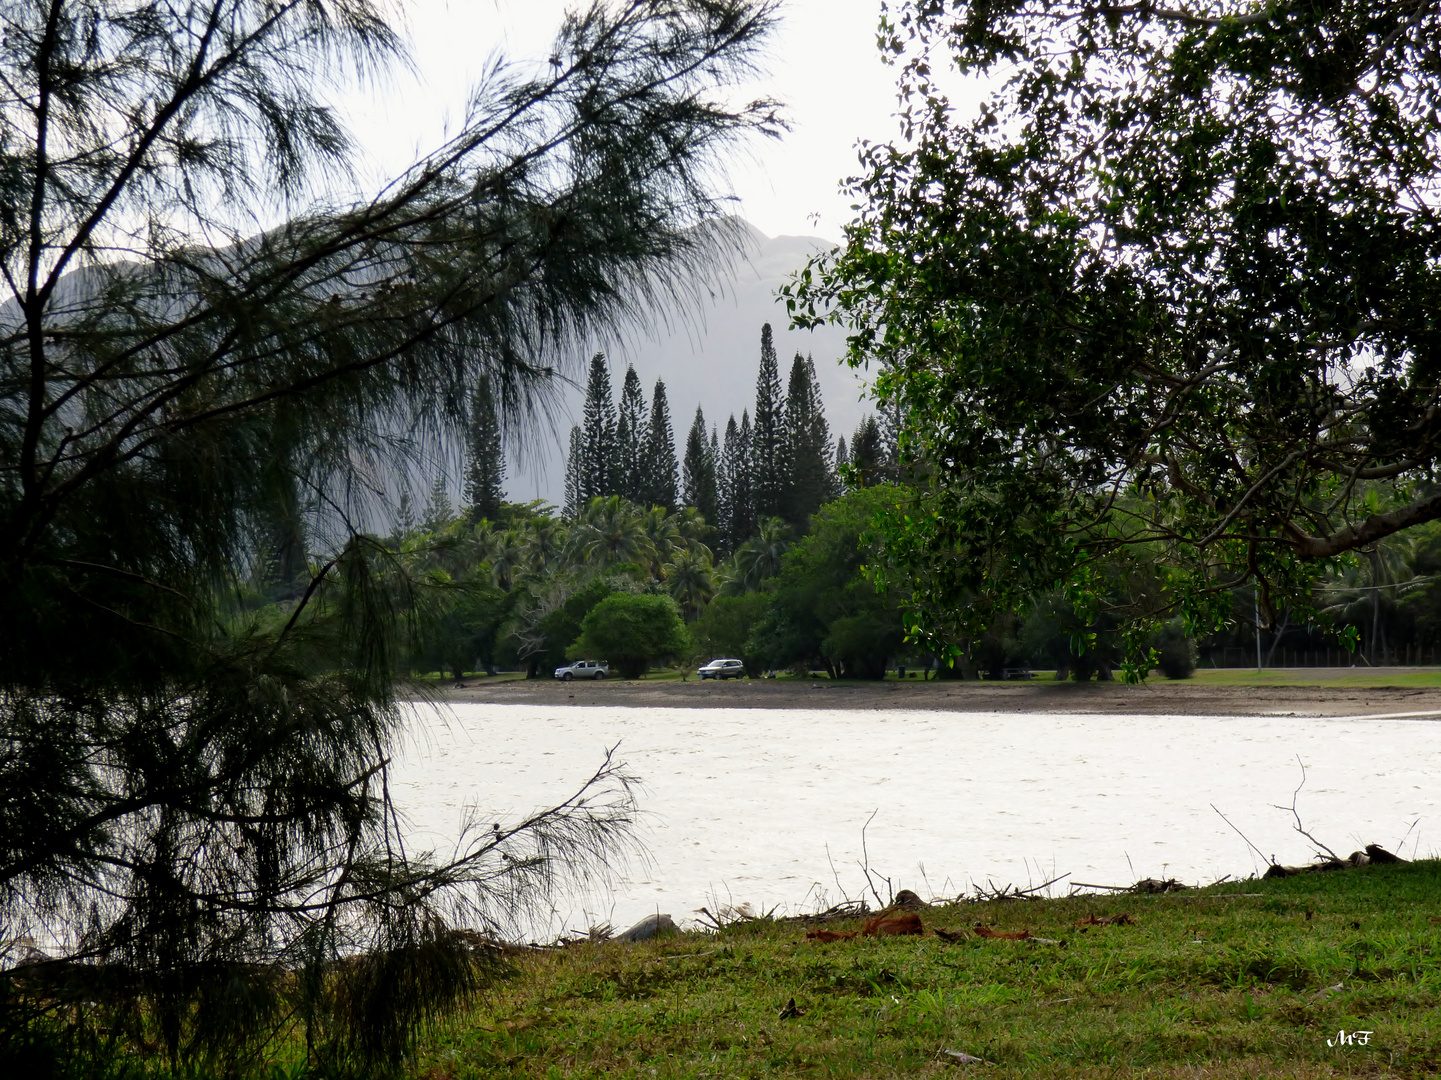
[415, 861, 1441, 1078]
[1188, 668, 1441, 689]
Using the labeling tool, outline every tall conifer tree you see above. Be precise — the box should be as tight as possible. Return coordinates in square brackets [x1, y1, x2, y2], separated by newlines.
[718, 414, 750, 551]
[682, 405, 718, 525]
[641, 379, 679, 511]
[850, 416, 883, 489]
[734, 409, 755, 541]
[580, 352, 617, 500]
[616, 365, 648, 504]
[563, 424, 583, 518]
[424, 473, 454, 531]
[809, 353, 841, 503]
[465, 374, 506, 522]
[396, 489, 417, 536]
[749, 323, 787, 521]
[782, 352, 834, 530]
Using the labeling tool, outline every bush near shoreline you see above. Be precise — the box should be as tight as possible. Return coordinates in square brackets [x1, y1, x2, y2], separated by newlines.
[413, 861, 1441, 1079]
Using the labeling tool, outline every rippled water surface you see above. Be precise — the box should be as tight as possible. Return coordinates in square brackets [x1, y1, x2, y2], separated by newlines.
[388, 704, 1441, 936]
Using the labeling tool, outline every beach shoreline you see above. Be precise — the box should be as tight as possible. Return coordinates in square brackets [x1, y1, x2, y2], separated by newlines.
[419, 669, 1441, 717]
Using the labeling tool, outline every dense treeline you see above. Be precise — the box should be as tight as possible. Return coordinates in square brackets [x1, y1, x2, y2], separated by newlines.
[555, 324, 850, 546]
[280, 323, 918, 681]
[362, 320, 1441, 683]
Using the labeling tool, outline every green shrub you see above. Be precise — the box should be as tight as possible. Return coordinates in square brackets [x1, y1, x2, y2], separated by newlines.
[570, 594, 690, 679]
[1152, 618, 1198, 679]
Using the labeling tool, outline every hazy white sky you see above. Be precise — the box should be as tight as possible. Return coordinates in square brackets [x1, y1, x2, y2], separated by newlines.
[339, 1, 986, 501]
[345, 0, 929, 241]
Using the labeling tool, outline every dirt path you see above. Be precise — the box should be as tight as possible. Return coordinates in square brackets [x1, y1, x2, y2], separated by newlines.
[424, 673, 1441, 717]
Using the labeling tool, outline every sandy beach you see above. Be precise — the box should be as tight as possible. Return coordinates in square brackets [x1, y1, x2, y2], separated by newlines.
[423, 669, 1441, 717]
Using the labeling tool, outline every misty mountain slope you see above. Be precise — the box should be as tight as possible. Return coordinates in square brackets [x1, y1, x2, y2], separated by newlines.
[503, 221, 872, 505]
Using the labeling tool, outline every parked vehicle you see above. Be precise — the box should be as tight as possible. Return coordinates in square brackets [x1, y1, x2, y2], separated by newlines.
[697, 658, 745, 680]
[554, 660, 609, 681]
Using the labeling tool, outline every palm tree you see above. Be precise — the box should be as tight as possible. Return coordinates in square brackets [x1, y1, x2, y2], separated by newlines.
[523, 517, 568, 576]
[570, 496, 654, 571]
[640, 505, 683, 578]
[665, 547, 716, 621]
[673, 505, 716, 560]
[734, 516, 791, 590]
[714, 550, 751, 598]
[485, 528, 528, 590]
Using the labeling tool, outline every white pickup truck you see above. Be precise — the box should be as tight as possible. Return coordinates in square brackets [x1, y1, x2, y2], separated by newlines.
[553, 659, 609, 681]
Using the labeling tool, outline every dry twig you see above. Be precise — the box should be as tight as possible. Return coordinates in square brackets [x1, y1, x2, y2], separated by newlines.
[1273, 756, 1343, 864]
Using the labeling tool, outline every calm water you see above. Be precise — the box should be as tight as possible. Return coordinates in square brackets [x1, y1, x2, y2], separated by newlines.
[389, 704, 1441, 938]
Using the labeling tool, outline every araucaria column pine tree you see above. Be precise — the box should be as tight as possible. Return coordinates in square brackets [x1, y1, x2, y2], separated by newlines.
[749, 322, 788, 522]
[580, 353, 618, 502]
[465, 375, 507, 522]
[0, 0, 782, 1072]
[641, 379, 680, 511]
[564, 425, 584, 519]
[734, 410, 756, 542]
[717, 413, 753, 551]
[683, 406, 719, 526]
[849, 416, 884, 489]
[616, 365, 649, 505]
[782, 352, 835, 530]
[424, 472, 456, 531]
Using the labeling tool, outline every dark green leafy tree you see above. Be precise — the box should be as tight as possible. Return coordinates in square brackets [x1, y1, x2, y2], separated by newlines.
[691, 592, 769, 674]
[414, 568, 514, 680]
[616, 365, 648, 505]
[749, 323, 788, 521]
[682, 405, 718, 524]
[716, 415, 739, 542]
[569, 593, 691, 678]
[579, 353, 618, 501]
[530, 578, 616, 677]
[791, 0, 1441, 671]
[0, 0, 781, 1071]
[708, 426, 721, 523]
[748, 486, 906, 679]
[465, 376, 506, 523]
[569, 495, 654, 570]
[640, 379, 680, 511]
[253, 476, 311, 602]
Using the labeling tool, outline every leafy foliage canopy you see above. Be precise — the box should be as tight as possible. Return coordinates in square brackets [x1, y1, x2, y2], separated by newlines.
[790, 0, 1441, 664]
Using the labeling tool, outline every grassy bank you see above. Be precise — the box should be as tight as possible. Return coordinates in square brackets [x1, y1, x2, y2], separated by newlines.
[415, 862, 1441, 1078]
[1189, 669, 1441, 689]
